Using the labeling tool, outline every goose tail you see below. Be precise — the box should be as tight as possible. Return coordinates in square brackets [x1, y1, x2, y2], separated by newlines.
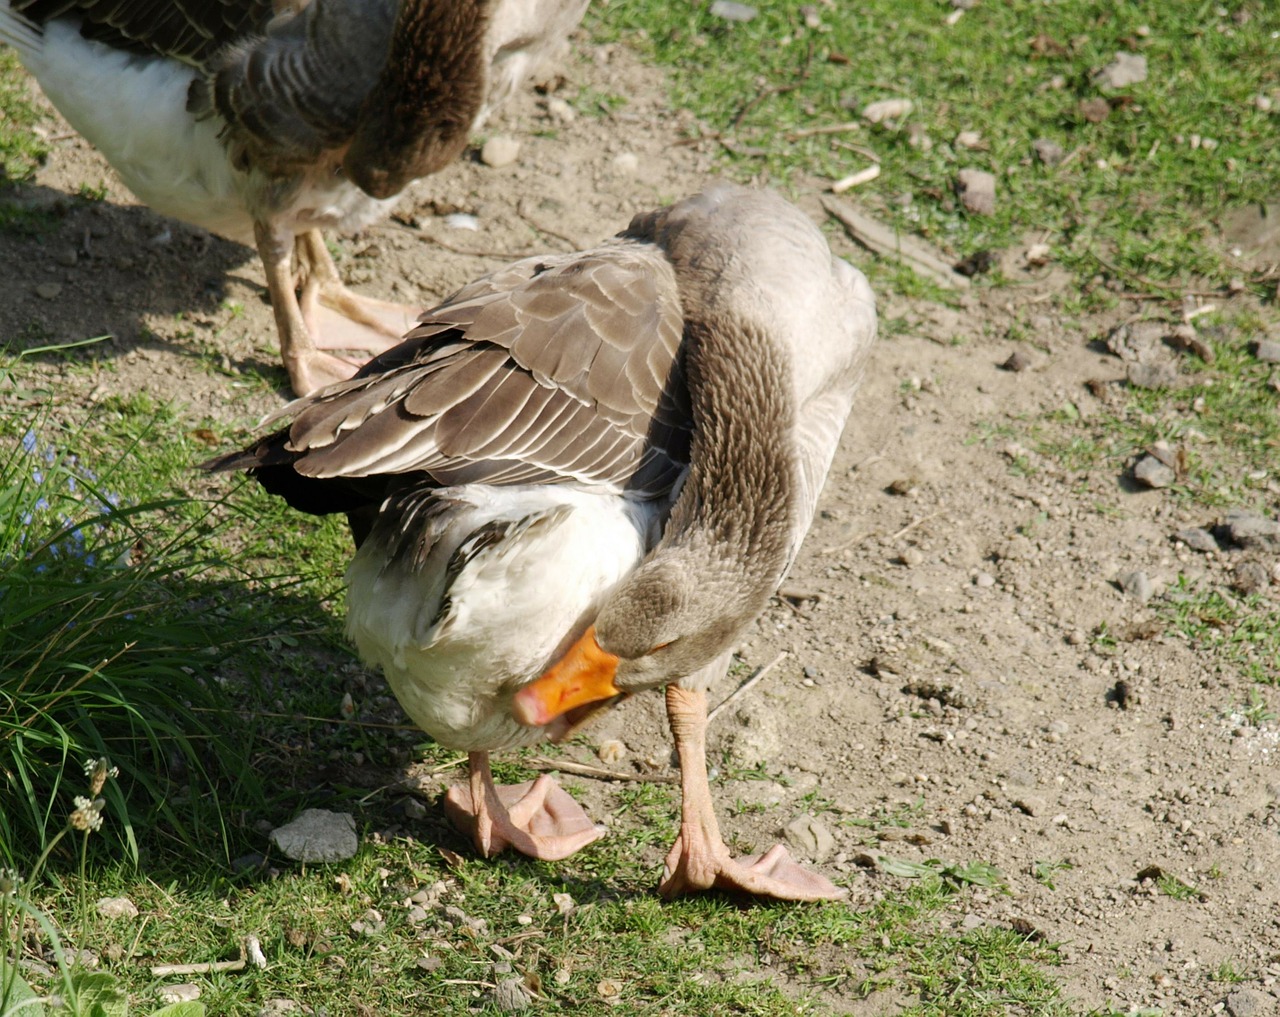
[0, 4, 45, 61]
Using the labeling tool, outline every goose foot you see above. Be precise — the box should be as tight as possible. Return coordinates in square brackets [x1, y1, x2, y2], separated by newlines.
[659, 839, 846, 901]
[660, 684, 845, 901]
[444, 752, 606, 862]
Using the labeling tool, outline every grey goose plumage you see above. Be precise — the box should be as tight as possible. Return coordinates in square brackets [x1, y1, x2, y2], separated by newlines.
[0, 0, 588, 394]
[208, 184, 878, 896]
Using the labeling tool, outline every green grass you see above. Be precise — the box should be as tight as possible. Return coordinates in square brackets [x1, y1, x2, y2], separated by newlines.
[597, 0, 1280, 293]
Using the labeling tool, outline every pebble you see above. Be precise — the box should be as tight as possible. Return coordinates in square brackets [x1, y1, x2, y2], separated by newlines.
[1219, 509, 1280, 551]
[1001, 351, 1031, 372]
[96, 896, 138, 920]
[1032, 138, 1065, 166]
[783, 815, 836, 862]
[1175, 527, 1218, 553]
[54, 248, 78, 267]
[1127, 362, 1180, 390]
[1225, 988, 1271, 1017]
[611, 151, 639, 176]
[1232, 561, 1270, 594]
[1093, 51, 1148, 89]
[1251, 339, 1280, 363]
[1118, 570, 1154, 604]
[403, 797, 428, 820]
[974, 571, 995, 588]
[955, 168, 996, 215]
[1013, 793, 1044, 818]
[35, 282, 63, 300]
[709, 0, 757, 21]
[480, 136, 521, 168]
[493, 977, 533, 1011]
[1133, 455, 1175, 489]
[862, 98, 914, 124]
[545, 97, 576, 123]
[269, 809, 358, 862]
[157, 983, 201, 1005]
[899, 547, 924, 567]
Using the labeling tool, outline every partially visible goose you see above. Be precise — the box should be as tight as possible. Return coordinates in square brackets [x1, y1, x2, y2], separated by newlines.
[0, 0, 588, 395]
[207, 184, 877, 898]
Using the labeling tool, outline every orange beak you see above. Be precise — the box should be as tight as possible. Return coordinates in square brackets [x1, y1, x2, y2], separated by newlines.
[513, 626, 622, 727]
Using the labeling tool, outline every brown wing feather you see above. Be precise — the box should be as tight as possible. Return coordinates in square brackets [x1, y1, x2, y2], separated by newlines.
[275, 240, 691, 496]
[14, 0, 273, 66]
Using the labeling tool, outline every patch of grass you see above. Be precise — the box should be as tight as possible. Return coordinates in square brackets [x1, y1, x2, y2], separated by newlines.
[1032, 859, 1074, 890]
[1160, 575, 1280, 685]
[1155, 872, 1204, 903]
[596, 0, 1280, 291]
[0, 49, 48, 185]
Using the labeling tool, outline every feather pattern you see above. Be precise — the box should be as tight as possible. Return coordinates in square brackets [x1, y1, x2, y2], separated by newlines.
[270, 239, 693, 496]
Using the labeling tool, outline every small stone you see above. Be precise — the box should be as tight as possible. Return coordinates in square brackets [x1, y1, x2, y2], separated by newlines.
[955, 169, 996, 215]
[1118, 570, 1154, 604]
[403, 798, 428, 820]
[1232, 561, 1270, 594]
[1093, 52, 1148, 89]
[1001, 351, 1031, 372]
[955, 130, 984, 150]
[862, 98, 914, 124]
[269, 809, 358, 863]
[1014, 796, 1046, 817]
[1175, 528, 1218, 553]
[96, 896, 138, 920]
[1032, 139, 1065, 166]
[1224, 988, 1271, 1017]
[1079, 97, 1111, 123]
[34, 282, 63, 300]
[974, 572, 995, 588]
[784, 815, 836, 862]
[709, 0, 757, 21]
[493, 976, 533, 1012]
[545, 97, 576, 123]
[157, 983, 201, 1005]
[1219, 509, 1280, 551]
[610, 152, 639, 176]
[54, 248, 78, 267]
[1025, 242, 1052, 266]
[480, 136, 521, 168]
[1126, 362, 1180, 390]
[1250, 339, 1280, 363]
[1133, 455, 1175, 489]
[898, 547, 924, 567]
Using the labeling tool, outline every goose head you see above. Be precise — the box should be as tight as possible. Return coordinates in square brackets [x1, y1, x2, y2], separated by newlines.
[343, 0, 491, 199]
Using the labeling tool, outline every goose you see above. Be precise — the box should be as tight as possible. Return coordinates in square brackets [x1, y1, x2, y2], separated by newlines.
[206, 183, 877, 899]
[0, 0, 588, 395]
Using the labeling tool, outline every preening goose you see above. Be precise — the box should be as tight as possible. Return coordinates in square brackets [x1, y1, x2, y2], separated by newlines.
[0, 0, 587, 395]
[207, 183, 877, 899]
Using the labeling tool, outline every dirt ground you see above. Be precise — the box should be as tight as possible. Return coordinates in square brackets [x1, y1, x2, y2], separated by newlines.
[3, 33, 1279, 1017]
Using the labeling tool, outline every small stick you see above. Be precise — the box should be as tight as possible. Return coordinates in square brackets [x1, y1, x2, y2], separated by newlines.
[524, 757, 676, 784]
[150, 958, 245, 978]
[888, 508, 946, 543]
[831, 165, 881, 193]
[787, 121, 863, 140]
[708, 651, 788, 725]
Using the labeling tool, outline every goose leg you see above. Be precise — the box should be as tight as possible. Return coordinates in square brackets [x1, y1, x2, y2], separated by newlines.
[443, 751, 606, 862]
[295, 230, 419, 350]
[254, 221, 363, 396]
[658, 685, 846, 901]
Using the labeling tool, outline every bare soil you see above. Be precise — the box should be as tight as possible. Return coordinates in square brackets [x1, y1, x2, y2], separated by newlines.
[4, 35, 1279, 1017]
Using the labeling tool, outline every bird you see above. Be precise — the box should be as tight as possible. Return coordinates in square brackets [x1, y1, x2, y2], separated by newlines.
[0, 0, 588, 395]
[205, 183, 877, 899]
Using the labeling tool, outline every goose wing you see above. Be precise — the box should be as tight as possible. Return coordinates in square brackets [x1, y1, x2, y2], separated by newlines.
[240, 240, 692, 499]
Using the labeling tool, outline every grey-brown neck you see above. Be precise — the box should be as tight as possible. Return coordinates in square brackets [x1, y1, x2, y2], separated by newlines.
[344, 0, 491, 198]
[593, 311, 798, 682]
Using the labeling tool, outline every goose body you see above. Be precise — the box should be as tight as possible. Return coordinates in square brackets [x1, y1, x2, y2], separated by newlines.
[209, 184, 877, 894]
[0, 0, 588, 394]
